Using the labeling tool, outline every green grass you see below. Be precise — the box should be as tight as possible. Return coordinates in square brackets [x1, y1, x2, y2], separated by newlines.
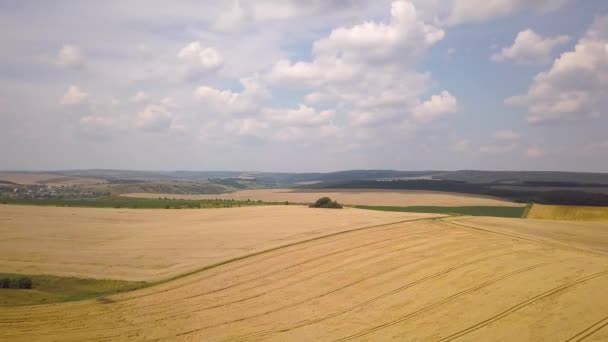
[0, 273, 147, 306]
[354, 205, 526, 218]
[0, 196, 282, 209]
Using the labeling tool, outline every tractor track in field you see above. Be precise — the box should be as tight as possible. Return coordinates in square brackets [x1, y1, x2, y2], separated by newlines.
[435, 270, 608, 342]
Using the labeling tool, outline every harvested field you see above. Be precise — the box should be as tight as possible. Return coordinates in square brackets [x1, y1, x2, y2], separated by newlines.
[0, 205, 432, 281]
[526, 203, 608, 222]
[125, 188, 523, 207]
[2, 215, 608, 341]
[0, 172, 103, 186]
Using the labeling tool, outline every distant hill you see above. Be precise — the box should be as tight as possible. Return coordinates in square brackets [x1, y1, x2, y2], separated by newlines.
[21, 169, 608, 186]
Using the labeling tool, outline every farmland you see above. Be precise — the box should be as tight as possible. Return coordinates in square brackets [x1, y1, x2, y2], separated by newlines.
[124, 188, 524, 207]
[355, 205, 527, 218]
[526, 204, 608, 222]
[0, 204, 429, 281]
[2, 210, 608, 341]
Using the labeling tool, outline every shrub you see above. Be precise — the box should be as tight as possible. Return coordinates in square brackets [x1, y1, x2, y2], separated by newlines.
[16, 277, 32, 289]
[309, 197, 343, 209]
[0, 277, 32, 289]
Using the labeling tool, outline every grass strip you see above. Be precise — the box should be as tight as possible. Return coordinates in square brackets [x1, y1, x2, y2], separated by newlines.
[354, 205, 526, 218]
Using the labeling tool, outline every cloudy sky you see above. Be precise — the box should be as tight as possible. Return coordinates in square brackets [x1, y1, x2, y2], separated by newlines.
[1, 1, 607, 172]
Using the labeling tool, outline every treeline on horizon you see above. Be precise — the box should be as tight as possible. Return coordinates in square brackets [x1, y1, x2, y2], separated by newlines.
[304, 180, 608, 206]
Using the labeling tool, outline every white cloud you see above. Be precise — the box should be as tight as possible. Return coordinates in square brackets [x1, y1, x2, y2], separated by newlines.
[269, 1, 448, 130]
[224, 117, 268, 136]
[479, 142, 518, 154]
[526, 146, 544, 158]
[194, 76, 269, 115]
[60, 85, 89, 105]
[213, 1, 247, 32]
[451, 138, 471, 152]
[134, 104, 174, 132]
[412, 91, 458, 122]
[492, 29, 569, 64]
[447, 0, 569, 25]
[506, 16, 608, 123]
[78, 115, 121, 140]
[494, 130, 520, 140]
[312, 1, 444, 63]
[177, 42, 223, 80]
[161, 97, 178, 108]
[55, 44, 84, 68]
[130, 91, 149, 103]
[263, 105, 335, 126]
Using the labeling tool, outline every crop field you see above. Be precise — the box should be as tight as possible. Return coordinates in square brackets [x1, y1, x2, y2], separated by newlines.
[526, 203, 608, 222]
[125, 188, 523, 207]
[0, 204, 429, 281]
[2, 210, 608, 341]
[355, 205, 527, 218]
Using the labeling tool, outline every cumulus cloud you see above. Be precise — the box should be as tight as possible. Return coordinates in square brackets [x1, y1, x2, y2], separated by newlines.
[130, 91, 149, 103]
[494, 130, 521, 140]
[263, 105, 335, 126]
[194, 76, 269, 115]
[412, 91, 458, 122]
[55, 44, 84, 68]
[269, 1, 448, 129]
[479, 142, 518, 154]
[78, 115, 121, 140]
[60, 85, 89, 105]
[213, 1, 247, 32]
[506, 16, 608, 123]
[134, 104, 174, 132]
[447, 0, 569, 25]
[526, 146, 544, 158]
[492, 29, 569, 64]
[177, 42, 223, 80]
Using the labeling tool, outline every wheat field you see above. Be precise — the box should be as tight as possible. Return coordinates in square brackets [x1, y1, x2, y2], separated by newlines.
[125, 188, 523, 207]
[526, 204, 608, 222]
[2, 208, 608, 341]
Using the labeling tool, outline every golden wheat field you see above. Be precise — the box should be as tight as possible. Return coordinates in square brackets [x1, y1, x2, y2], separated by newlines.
[526, 204, 608, 222]
[2, 206, 608, 341]
[125, 188, 523, 207]
[0, 205, 431, 281]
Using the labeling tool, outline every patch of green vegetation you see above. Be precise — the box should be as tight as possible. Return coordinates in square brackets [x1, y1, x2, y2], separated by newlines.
[309, 197, 343, 209]
[354, 205, 526, 218]
[1, 276, 32, 289]
[0, 273, 147, 307]
[0, 196, 283, 209]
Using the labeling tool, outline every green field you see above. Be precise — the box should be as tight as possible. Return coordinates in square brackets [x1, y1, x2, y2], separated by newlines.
[0, 196, 282, 209]
[0, 273, 146, 306]
[354, 205, 526, 218]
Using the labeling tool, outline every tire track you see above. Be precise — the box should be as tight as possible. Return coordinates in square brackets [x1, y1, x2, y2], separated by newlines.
[434, 270, 608, 342]
[141, 227, 455, 309]
[112, 217, 440, 304]
[189, 240, 434, 313]
[218, 249, 528, 342]
[444, 219, 605, 257]
[331, 259, 567, 341]
[565, 315, 608, 342]
[162, 237, 474, 332]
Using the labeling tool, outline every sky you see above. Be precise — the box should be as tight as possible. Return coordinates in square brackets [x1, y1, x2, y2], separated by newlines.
[1, 0, 607, 172]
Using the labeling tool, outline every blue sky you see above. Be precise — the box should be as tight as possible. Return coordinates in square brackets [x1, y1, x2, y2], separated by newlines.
[1, 0, 607, 172]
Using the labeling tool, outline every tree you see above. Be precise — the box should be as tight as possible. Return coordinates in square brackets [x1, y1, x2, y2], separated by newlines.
[309, 197, 343, 209]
